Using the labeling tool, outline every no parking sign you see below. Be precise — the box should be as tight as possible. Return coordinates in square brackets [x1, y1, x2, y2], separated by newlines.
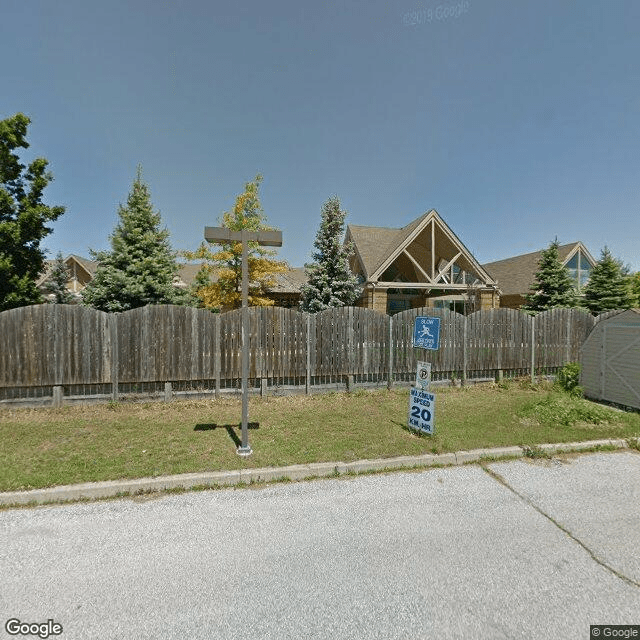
[415, 361, 431, 390]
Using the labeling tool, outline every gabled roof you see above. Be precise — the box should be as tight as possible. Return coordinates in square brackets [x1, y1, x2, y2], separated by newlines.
[174, 263, 307, 294]
[68, 254, 98, 276]
[347, 210, 496, 286]
[36, 254, 98, 287]
[482, 242, 595, 296]
[346, 226, 405, 281]
[175, 263, 206, 288]
[268, 267, 307, 293]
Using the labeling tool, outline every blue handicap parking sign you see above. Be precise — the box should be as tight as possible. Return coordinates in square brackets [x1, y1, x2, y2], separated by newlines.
[413, 316, 441, 350]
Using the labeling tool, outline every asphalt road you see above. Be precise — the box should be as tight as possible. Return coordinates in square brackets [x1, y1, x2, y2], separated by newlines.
[1, 452, 639, 639]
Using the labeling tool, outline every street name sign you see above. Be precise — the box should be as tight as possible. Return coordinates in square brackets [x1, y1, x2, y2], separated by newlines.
[415, 361, 431, 390]
[413, 316, 441, 350]
[408, 387, 435, 435]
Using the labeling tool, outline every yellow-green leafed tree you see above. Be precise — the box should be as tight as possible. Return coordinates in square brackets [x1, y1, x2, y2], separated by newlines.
[184, 175, 288, 311]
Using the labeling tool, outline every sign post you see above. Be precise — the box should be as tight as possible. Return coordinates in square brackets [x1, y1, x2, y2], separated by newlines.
[408, 316, 440, 435]
[204, 226, 283, 456]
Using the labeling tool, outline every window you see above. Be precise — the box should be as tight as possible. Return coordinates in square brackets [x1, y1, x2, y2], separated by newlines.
[565, 250, 592, 291]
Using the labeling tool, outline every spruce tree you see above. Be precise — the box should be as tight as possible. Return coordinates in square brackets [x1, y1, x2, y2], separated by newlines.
[522, 239, 577, 312]
[45, 252, 73, 304]
[82, 167, 188, 312]
[583, 247, 634, 314]
[299, 196, 361, 313]
[189, 265, 214, 310]
[0, 113, 65, 311]
[629, 272, 640, 308]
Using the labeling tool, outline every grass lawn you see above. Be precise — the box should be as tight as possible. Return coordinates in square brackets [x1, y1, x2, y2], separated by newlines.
[1, 380, 639, 492]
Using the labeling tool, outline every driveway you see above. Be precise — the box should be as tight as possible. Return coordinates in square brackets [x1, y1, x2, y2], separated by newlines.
[1, 452, 639, 639]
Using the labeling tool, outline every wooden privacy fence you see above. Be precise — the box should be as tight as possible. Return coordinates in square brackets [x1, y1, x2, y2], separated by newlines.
[0, 304, 604, 405]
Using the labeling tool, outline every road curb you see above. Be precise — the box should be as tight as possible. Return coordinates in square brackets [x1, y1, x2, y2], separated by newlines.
[1, 438, 637, 507]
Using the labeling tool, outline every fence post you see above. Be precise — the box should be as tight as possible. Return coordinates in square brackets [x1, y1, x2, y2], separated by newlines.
[306, 314, 311, 395]
[462, 315, 468, 386]
[566, 311, 572, 364]
[54, 305, 64, 389]
[387, 315, 394, 390]
[345, 375, 354, 392]
[600, 326, 607, 399]
[347, 306, 354, 383]
[164, 382, 173, 402]
[214, 314, 220, 399]
[110, 313, 119, 402]
[52, 385, 64, 408]
[530, 314, 536, 383]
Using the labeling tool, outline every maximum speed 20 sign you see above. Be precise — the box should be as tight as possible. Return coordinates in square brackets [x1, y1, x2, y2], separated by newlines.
[408, 387, 435, 435]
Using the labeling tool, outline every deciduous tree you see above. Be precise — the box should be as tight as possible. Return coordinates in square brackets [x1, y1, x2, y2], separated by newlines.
[299, 196, 361, 312]
[184, 175, 287, 310]
[0, 113, 65, 311]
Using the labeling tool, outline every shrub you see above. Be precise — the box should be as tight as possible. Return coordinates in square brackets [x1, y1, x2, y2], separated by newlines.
[556, 362, 583, 397]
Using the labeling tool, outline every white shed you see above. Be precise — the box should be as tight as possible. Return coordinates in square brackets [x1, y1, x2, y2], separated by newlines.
[580, 309, 640, 410]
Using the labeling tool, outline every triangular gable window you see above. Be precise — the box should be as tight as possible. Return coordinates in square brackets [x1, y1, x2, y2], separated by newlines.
[565, 249, 592, 290]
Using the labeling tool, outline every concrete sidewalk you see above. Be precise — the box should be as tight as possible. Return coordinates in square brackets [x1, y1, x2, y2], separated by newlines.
[2, 437, 638, 507]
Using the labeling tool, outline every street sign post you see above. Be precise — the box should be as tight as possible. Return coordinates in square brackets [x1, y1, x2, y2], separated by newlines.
[415, 361, 431, 390]
[408, 316, 440, 434]
[413, 316, 441, 350]
[408, 387, 435, 434]
[204, 226, 283, 456]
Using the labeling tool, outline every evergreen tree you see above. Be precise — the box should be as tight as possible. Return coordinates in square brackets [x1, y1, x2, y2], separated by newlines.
[522, 239, 577, 312]
[629, 272, 640, 307]
[83, 167, 188, 312]
[299, 196, 361, 313]
[189, 265, 215, 310]
[582, 247, 634, 314]
[45, 252, 73, 304]
[0, 113, 65, 311]
[184, 175, 287, 310]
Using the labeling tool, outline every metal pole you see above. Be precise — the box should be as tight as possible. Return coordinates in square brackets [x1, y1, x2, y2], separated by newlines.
[204, 225, 281, 457]
[238, 231, 252, 455]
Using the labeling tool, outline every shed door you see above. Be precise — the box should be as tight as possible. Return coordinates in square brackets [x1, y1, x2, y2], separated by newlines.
[603, 326, 640, 410]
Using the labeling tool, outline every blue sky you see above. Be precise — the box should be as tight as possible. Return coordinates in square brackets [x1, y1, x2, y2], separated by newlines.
[3, 0, 639, 271]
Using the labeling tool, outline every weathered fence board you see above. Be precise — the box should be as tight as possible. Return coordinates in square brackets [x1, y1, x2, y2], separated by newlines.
[0, 304, 111, 387]
[534, 308, 594, 373]
[0, 304, 616, 402]
[467, 309, 532, 375]
[116, 306, 219, 383]
[392, 308, 464, 377]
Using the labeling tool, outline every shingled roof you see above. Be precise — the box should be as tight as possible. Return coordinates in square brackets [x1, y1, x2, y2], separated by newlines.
[347, 213, 429, 280]
[268, 267, 307, 293]
[482, 242, 593, 296]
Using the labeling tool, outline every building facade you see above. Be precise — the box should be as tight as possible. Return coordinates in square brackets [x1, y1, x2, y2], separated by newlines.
[482, 242, 596, 309]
